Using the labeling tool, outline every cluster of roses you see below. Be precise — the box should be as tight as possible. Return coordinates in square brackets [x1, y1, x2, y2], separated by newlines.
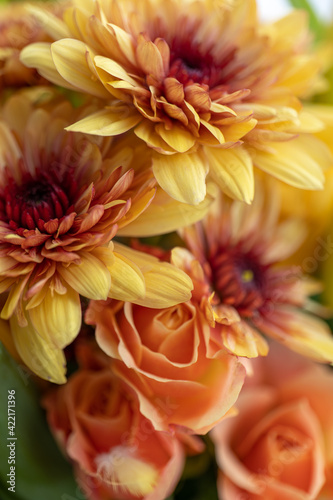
[2, 0, 333, 498]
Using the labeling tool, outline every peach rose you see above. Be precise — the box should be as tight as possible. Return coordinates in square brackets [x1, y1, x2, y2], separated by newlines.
[43, 343, 185, 500]
[85, 299, 245, 434]
[211, 343, 333, 500]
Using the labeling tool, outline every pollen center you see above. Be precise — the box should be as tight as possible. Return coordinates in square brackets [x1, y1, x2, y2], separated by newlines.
[241, 269, 254, 284]
[209, 249, 267, 317]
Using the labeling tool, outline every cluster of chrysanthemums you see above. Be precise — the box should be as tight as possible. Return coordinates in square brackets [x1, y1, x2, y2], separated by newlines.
[2, 0, 333, 498]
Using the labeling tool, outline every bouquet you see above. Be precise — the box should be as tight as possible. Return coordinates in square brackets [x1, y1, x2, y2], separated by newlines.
[1, 0, 333, 499]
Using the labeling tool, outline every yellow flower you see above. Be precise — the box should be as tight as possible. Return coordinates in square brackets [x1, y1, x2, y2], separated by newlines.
[174, 189, 333, 363]
[21, 0, 332, 204]
[0, 1, 67, 90]
[268, 105, 333, 268]
[0, 94, 193, 383]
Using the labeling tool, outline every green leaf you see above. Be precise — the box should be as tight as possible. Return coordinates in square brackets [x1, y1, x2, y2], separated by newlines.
[288, 0, 325, 40]
[0, 343, 85, 500]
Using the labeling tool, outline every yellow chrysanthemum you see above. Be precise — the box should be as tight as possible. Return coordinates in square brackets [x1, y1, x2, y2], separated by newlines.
[0, 93, 194, 383]
[20, 0, 333, 204]
[0, 1, 67, 90]
[271, 105, 333, 268]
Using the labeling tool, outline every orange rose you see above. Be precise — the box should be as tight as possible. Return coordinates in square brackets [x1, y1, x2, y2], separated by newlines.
[43, 343, 185, 500]
[86, 299, 245, 434]
[211, 343, 333, 500]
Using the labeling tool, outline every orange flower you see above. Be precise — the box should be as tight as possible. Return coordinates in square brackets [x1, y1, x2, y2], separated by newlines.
[43, 342, 185, 500]
[20, 0, 333, 205]
[211, 343, 333, 500]
[86, 295, 246, 435]
[175, 190, 333, 362]
[0, 93, 193, 383]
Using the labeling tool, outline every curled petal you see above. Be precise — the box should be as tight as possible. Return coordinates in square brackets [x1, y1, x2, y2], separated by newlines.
[164, 77, 185, 105]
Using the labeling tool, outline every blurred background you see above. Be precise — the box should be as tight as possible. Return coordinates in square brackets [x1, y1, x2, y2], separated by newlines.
[258, 0, 333, 21]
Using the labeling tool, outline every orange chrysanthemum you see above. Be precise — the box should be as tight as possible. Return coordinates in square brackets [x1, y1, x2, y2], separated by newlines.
[173, 190, 333, 362]
[21, 0, 332, 204]
[0, 94, 193, 383]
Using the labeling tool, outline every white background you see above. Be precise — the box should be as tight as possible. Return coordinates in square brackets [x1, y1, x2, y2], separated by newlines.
[257, 0, 333, 22]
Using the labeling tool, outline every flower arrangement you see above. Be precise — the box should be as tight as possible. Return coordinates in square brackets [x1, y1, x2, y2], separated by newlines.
[1, 0, 333, 499]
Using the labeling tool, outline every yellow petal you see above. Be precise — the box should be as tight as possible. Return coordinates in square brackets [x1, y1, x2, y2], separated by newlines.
[287, 110, 324, 134]
[113, 243, 193, 308]
[199, 120, 225, 145]
[136, 34, 165, 82]
[20, 43, 78, 90]
[222, 118, 257, 142]
[107, 23, 137, 66]
[0, 123, 21, 168]
[262, 307, 333, 363]
[155, 123, 196, 152]
[152, 151, 208, 205]
[254, 136, 328, 190]
[134, 121, 176, 154]
[118, 183, 218, 237]
[303, 104, 333, 156]
[65, 107, 141, 136]
[29, 286, 81, 349]
[1, 275, 30, 321]
[28, 6, 71, 39]
[58, 251, 111, 300]
[10, 313, 66, 384]
[94, 55, 138, 85]
[51, 39, 110, 98]
[108, 252, 146, 302]
[221, 321, 269, 358]
[155, 38, 170, 74]
[205, 146, 254, 203]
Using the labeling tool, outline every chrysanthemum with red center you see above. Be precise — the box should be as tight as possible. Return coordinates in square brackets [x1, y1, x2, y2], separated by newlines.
[0, 94, 193, 384]
[174, 191, 333, 362]
[21, 0, 333, 205]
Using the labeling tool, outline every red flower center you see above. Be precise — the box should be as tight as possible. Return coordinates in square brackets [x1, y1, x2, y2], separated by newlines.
[0, 169, 76, 233]
[209, 247, 268, 317]
[169, 39, 220, 87]
[168, 37, 238, 88]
